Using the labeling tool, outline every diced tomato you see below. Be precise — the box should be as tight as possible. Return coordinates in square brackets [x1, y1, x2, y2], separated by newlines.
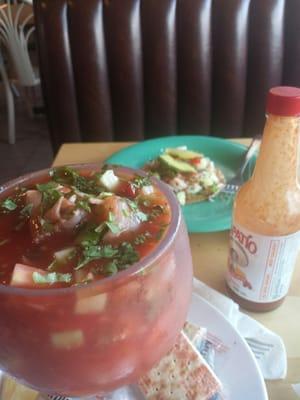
[190, 157, 201, 165]
[118, 182, 136, 199]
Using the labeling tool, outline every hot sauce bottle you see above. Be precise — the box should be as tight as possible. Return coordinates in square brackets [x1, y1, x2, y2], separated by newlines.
[226, 86, 300, 312]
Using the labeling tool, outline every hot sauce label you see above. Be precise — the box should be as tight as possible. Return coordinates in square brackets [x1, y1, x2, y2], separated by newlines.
[226, 223, 300, 303]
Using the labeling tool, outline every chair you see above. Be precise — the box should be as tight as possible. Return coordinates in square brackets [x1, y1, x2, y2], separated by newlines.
[0, 1, 38, 87]
[33, 0, 300, 153]
[0, 48, 15, 144]
[0, 0, 39, 143]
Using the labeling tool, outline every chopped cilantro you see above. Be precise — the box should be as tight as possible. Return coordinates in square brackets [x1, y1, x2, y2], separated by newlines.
[32, 272, 72, 284]
[75, 216, 140, 272]
[134, 231, 151, 245]
[127, 200, 148, 221]
[93, 243, 139, 275]
[78, 245, 102, 267]
[103, 246, 118, 257]
[40, 218, 55, 233]
[77, 199, 91, 213]
[95, 221, 120, 236]
[94, 223, 108, 235]
[36, 182, 62, 211]
[150, 205, 165, 219]
[77, 239, 139, 273]
[50, 167, 103, 195]
[1, 198, 17, 211]
[20, 203, 34, 217]
[105, 219, 120, 234]
[76, 223, 103, 245]
[76, 244, 118, 270]
[136, 210, 148, 222]
[104, 261, 118, 276]
[36, 181, 59, 192]
[117, 242, 139, 267]
[128, 200, 138, 210]
[132, 175, 151, 188]
[96, 212, 120, 235]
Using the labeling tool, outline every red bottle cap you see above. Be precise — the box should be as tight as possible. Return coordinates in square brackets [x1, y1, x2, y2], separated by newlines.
[266, 86, 300, 116]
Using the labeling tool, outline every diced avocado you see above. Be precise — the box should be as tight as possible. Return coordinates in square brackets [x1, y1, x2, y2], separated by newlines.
[51, 329, 84, 350]
[176, 191, 186, 205]
[166, 148, 202, 160]
[159, 154, 196, 173]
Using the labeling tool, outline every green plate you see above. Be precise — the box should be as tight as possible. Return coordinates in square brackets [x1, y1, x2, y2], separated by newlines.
[105, 136, 256, 233]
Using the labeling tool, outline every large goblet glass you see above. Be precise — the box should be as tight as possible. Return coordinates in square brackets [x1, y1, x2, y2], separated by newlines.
[0, 164, 193, 398]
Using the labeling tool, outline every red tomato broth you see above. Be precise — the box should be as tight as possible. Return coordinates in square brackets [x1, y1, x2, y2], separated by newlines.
[0, 165, 193, 396]
[0, 167, 171, 287]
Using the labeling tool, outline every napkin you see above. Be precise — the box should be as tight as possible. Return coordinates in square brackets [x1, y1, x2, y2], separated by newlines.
[193, 278, 287, 380]
[292, 383, 300, 397]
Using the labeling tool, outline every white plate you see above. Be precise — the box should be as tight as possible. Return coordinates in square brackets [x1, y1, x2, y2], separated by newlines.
[188, 293, 268, 400]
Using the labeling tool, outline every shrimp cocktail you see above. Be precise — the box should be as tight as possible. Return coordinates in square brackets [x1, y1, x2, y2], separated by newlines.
[0, 164, 193, 397]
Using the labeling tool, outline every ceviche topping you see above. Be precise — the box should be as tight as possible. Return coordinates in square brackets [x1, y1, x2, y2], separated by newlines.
[144, 146, 225, 205]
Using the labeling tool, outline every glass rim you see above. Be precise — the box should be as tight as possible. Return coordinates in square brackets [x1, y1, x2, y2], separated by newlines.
[0, 163, 181, 297]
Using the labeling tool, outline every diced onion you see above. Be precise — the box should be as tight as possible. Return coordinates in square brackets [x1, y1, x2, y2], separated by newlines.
[141, 185, 154, 195]
[75, 293, 107, 315]
[54, 247, 75, 264]
[98, 170, 120, 190]
[51, 330, 84, 350]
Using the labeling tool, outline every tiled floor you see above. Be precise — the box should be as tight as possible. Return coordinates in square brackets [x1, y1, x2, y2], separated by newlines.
[0, 90, 53, 184]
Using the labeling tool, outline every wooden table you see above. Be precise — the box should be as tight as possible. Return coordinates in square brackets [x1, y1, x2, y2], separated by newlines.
[53, 140, 300, 400]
